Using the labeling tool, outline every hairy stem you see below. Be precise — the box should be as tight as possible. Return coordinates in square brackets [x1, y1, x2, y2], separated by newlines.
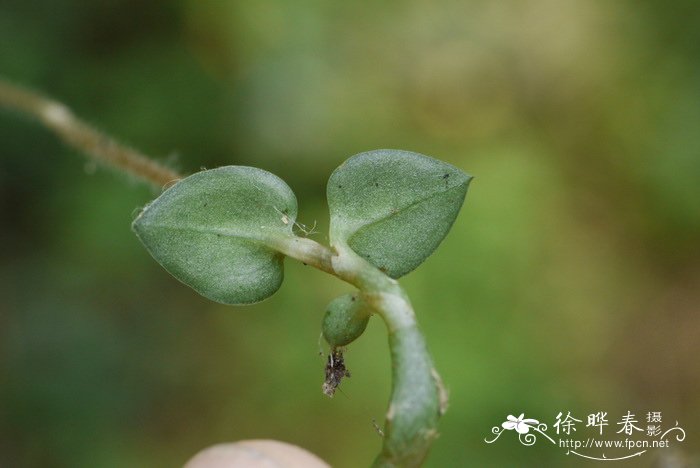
[0, 78, 182, 188]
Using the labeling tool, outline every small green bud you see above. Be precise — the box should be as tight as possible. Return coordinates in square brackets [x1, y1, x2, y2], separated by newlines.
[322, 293, 372, 347]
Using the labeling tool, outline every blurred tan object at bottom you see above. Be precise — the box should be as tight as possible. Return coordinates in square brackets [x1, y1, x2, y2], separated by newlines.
[184, 440, 330, 468]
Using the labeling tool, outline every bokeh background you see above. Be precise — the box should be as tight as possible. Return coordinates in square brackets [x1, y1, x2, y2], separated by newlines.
[1, 1, 699, 467]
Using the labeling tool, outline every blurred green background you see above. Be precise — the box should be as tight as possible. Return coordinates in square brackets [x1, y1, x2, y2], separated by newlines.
[1, 1, 699, 467]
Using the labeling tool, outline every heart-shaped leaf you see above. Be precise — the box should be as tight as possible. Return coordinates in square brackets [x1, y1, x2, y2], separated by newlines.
[328, 149, 471, 278]
[132, 166, 297, 304]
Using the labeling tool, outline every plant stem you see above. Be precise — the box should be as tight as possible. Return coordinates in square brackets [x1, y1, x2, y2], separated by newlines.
[335, 247, 444, 468]
[283, 238, 446, 467]
[0, 78, 181, 189]
[272, 236, 335, 275]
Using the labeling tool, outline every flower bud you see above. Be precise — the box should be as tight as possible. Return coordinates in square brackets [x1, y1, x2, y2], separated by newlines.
[322, 293, 371, 347]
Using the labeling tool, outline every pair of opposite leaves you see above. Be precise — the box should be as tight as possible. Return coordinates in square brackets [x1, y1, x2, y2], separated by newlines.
[133, 150, 472, 305]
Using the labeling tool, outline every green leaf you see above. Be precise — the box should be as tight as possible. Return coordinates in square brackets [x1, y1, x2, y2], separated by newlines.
[328, 149, 471, 278]
[132, 166, 297, 305]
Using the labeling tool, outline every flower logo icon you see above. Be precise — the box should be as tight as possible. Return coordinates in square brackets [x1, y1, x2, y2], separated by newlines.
[502, 414, 539, 434]
[486, 412, 554, 445]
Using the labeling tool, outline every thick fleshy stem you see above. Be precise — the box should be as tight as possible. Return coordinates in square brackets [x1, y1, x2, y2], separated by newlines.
[281, 238, 447, 467]
[367, 293, 442, 467]
[0, 78, 182, 189]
